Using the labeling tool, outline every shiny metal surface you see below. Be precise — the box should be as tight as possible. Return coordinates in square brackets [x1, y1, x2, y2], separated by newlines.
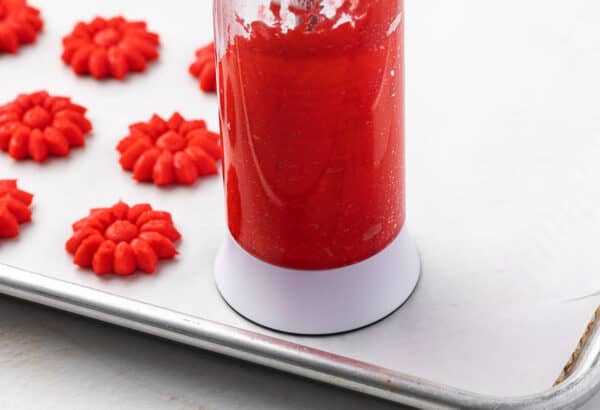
[1, 262, 599, 410]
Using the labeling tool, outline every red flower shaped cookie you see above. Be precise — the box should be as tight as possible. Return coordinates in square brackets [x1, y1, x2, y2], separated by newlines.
[62, 16, 160, 80]
[189, 42, 216, 93]
[0, 91, 92, 162]
[0, 179, 33, 238]
[0, 0, 43, 54]
[66, 202, 180, 276]
[117, 113, 222, 187]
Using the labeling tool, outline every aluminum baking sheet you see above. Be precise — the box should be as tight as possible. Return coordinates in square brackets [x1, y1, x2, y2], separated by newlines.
[2, 0, 600, 408]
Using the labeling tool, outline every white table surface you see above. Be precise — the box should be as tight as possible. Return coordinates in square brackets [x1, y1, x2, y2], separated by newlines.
[0, 296, 406, 410]
[3, 0, 600, 408]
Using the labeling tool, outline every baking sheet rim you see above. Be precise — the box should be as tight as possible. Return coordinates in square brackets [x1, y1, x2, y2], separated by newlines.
[1, 262, 599, 410]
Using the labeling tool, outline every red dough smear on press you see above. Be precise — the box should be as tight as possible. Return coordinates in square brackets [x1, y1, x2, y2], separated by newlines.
[189, 42, 216, 93]
[66, 201, 180, 276]
[117, 112, 222, 186]
[0, 179, 33, 238]
[0, 0, 43, 54]
[62, 16, 160, 80]
[0, 90, 93, 162]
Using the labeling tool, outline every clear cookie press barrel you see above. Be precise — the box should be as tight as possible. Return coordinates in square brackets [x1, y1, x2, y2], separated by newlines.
[213, 0, 420, 335]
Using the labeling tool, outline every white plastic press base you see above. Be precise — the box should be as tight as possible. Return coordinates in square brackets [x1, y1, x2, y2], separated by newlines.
[214, 229, 421, 335]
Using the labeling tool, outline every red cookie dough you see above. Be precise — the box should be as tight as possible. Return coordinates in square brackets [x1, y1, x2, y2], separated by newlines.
[117, 113, 222, 187]
[0, 0, 43, 54]
[62, 16, 160, 80]
[189, 42, 216, 93]
[0, 179, 33, 238]
[0, 90, 92, 162]
[66, 201, 180, 276]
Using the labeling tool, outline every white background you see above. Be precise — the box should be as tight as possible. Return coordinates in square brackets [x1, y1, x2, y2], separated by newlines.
[2, 0, 600, 408]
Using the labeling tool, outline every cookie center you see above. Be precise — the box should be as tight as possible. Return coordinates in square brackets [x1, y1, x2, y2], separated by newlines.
[156, 131, 187, 152]
[94, 28, 121, 47]
[105, 220, 139, 243]
[23, 106, 51, 129]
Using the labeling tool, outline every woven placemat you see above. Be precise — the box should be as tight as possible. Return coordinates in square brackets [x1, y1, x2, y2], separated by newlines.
[556, 306, 600, 385]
